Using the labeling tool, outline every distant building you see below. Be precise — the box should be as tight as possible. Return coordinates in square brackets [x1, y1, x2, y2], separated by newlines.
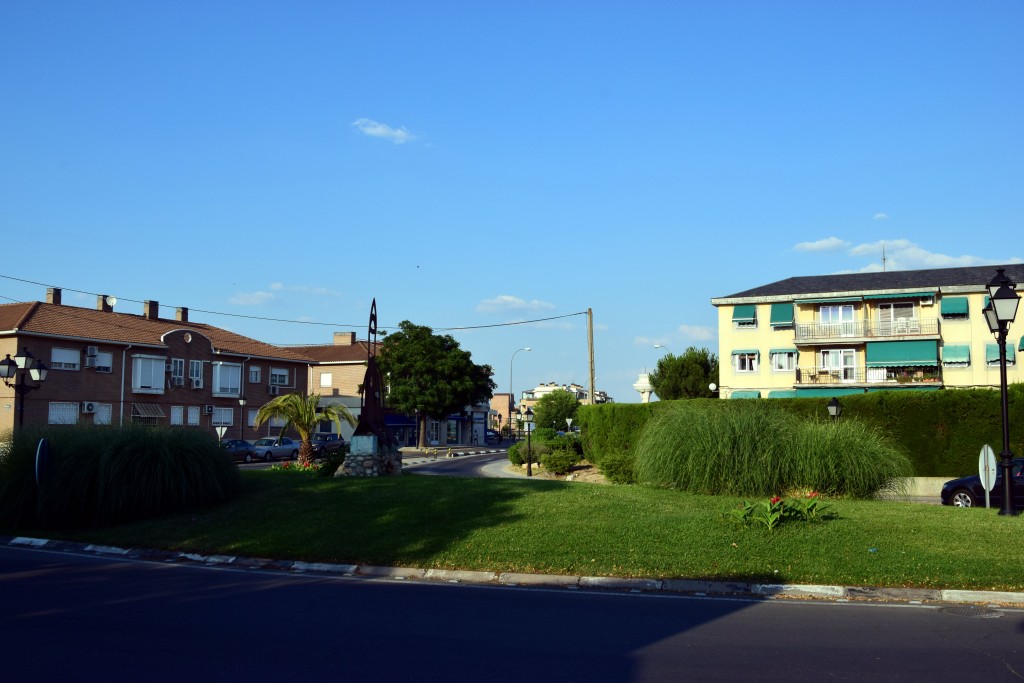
[518, 381, 612, 413]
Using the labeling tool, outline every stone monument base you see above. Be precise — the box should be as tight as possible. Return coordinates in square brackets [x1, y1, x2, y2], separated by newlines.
[334, 435, 403, 477]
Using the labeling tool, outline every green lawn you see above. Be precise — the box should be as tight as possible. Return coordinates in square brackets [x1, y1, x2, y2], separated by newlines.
[26, 471, 1024, 592]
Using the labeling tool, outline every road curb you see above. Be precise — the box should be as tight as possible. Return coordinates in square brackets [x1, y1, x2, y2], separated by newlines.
[4, 535, 1023, 607]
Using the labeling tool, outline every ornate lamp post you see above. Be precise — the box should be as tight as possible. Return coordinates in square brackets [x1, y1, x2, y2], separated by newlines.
[0, 348, 49, 429]
[509, 347, 531, 441]
[519, 405, 534, 476]
[983, 268, 1020, 516]
[238, 395, 247, 440]
[827, 397, 843, 423]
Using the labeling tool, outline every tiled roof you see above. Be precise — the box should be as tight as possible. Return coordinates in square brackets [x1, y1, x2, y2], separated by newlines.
[715, 264, 1024, 301]
[288, 341, 379, 364]
[0, 301, 311, 363]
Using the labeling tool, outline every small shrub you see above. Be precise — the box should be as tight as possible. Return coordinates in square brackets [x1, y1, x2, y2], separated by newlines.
[541, 449, 580, 476]
[509, 440, 548, 467]
[533, 427, 557, 442]
[728, 492, 832, 531]
[597, 452, 636, 484]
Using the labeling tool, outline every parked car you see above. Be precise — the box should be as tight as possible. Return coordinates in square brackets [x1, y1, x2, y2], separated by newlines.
[311, 433, 345, 455]
[940, 458, 1024, 507]
[485, 429, 501, 444]
[252, 437, 300, 462]
[222, 439, 256, 463]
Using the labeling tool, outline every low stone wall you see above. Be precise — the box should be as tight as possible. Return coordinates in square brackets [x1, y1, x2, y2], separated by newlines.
[335, 435, 403, 477]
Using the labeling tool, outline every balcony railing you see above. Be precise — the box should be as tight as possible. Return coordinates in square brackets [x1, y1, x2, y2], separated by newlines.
[794, 317, 939, 342]
[794, 366, 942, 386]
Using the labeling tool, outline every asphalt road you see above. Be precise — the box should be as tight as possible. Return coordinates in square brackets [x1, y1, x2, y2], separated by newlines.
[2, 545, 1022, 682]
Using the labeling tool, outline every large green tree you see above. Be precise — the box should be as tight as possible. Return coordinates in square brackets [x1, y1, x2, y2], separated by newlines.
[377, 321, 496, 447]
[253, 393, 356, 465]
[533, 388, 580, 432]
[649, 346, 719, 400]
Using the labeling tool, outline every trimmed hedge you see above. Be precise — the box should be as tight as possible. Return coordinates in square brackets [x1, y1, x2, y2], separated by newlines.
[577, 385, 1024, 481]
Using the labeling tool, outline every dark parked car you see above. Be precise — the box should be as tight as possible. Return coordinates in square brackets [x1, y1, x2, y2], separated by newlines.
[485, 429, 501, 444]
[940, 458, 1024, 507]
[252, 437, 299, 462]
[311, 433, 345, 455]
[223, 439, 255, 463]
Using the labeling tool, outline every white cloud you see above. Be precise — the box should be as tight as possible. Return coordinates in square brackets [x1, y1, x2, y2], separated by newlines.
[848, 239, 1021, 271]
[794, 237, 850, 253]
[269, 282, 342, 297]
[677, 324, 715, 341]
[873, 213, 889, 220]
[476, 295, 556, 314]
[228, 291, 276, 306]
[352, 118, 415, 144]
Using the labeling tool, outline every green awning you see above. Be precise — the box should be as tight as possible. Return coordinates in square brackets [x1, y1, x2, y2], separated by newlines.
[769, 348, 798, 356]
[866, 386, 941, 392]
[795, 387, 865, 397]
[769, 303, 794, 327]
[1020, 337, 1024, 352]
[730, 390, 761, 399]
[986, 343, 1016, 364]
[732, 304, 756, 323]
[940, 297, 969, 317]
[768, 390, 797, 399]
[795, 297, 862, 304]
[863, 291, 935, 300]
[731, 349, 760, 357]
[865, 340, 938, 367]
[942, 345, 970, 364]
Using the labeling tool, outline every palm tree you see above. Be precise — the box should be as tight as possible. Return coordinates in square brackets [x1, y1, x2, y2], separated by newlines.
[253, 393, 356, 465]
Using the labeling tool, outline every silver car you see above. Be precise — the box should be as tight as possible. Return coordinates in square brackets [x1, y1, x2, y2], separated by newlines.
[252, 437, 299, 462]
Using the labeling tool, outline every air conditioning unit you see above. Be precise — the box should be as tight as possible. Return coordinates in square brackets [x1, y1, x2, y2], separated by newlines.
[81, 401, 96, 414]
[191, 378, 203, 389]
[85, 345, 99, 357]
[166, 363, 173, 372]
[203, 405, 214, 415]
[269, 385, 280, 396]
[85, 356, 98, 369]
[173, 377, 185, 387]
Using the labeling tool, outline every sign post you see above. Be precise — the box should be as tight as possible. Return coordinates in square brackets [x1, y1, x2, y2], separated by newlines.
[215, 426, 227, 442]
[979, 444, 998, 508]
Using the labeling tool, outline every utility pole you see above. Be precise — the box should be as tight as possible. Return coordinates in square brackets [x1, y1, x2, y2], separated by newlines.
[587, 308, 596, 405]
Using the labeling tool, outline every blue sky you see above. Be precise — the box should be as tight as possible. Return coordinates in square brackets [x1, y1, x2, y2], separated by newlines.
[2, 2, 1022, 404]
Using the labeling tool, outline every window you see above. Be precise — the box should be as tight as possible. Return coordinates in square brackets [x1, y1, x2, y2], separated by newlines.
[819, 349, 857, 381]
[48, 402, 79, 424]
[189, 360, 204, 387]
[770, 351, 797, 372]
[187, 405, 201, 426]
[212, 407, 233, 426]
[427, 420, 440, 445]
[877, 302, 917, 335]
[94, 351, 113, 373]
[212, 362, 241, 396]
[320, 372, 333, 388]
[269, 415, 286, 428]
[447, 419, 459, 443]
[249, 366, 261, 383]
[734, 352, 758, 373]
[132, 355, 166, 393]
[270, 368, 289, 386]
[170, 358, 185, 380]
[819, 305, 856, 336]
[51, 348, 80, 370]
[170, 405, 184, 425]
[248, 408, 259, 428]
[94, 403, 113, 425]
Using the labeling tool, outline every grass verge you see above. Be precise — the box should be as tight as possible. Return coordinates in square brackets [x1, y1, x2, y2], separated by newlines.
[10, 471, 1023, 592]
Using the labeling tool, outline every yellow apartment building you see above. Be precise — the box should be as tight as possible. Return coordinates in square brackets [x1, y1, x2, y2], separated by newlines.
[710, 264, 1023, 399]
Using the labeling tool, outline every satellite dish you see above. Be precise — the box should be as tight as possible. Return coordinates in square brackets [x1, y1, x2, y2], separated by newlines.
[105, 296, 117, 308]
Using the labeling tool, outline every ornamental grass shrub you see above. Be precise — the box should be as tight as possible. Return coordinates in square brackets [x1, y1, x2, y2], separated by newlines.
[0, 425, 240, 529]
[632, 401, 912, 498]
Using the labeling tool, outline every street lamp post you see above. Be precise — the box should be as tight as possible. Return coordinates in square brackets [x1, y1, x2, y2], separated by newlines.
[0, 348, 49, 429]
[826, 397, 842, 423]
[238, 395, 247, 440]
[519, 405, 534, 476]
[983, 268, 1020, 516]
[510, 347, 531, 439]
[654, 344, 671, 353]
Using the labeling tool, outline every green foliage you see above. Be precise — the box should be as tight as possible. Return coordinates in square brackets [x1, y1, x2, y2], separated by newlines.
[575, 401, 660, 480]
[378, 321, 496, 446]
[541, 449, 581, 476]
[254, 393, 356, 465]
[729, 493, 832, 531]
[508, 440, 548, 467]
[533, 427, 557, 442]
[532, 388, 580, 433]
[649, 347, 719, 400]
[0, 425, 240, 529]
[632, 401, 913, 498]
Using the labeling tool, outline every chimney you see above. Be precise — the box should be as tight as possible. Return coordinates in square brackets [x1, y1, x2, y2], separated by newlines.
[98, 295, 113, 313]
[176, 307, 189, 323]
[333, 332, 357, 346]
[46, 288, 62, 305]
[144, 300, 159, 320]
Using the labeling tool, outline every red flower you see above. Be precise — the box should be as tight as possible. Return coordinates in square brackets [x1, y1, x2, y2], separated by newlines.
[769, 496, 782, 505]
[806, 491, 820, 499]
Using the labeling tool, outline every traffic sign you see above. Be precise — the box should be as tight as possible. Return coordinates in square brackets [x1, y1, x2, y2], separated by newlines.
[979, 444, 998, 508]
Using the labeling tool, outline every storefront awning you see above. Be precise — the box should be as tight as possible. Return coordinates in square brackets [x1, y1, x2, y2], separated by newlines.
[769, 303, 793, 327]
[865, 340, 938, 367]
[132, 403, 165, 418]
[730, 390, 760, 399]
[940, 297, 969, 317]
[384, 413, 416, 428]
[732, 305, 756, 323]
[942, 345, 970, 364]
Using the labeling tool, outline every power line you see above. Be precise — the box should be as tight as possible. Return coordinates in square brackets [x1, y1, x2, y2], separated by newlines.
[0, 273, 586, 336]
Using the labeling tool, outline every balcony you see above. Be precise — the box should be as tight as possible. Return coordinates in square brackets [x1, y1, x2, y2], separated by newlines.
[794, 317, 939, 343]
[794, 366, 942, 387]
